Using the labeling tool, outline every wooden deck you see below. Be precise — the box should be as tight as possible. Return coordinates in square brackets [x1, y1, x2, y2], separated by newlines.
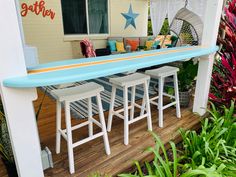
[0, 90, 201, 177]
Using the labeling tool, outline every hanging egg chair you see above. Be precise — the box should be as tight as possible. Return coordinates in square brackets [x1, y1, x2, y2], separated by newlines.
[162, 1, 203, 47]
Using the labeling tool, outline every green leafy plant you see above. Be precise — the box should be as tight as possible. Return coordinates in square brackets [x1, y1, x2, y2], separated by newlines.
[147, 17, 170, 36]
[180, 101, 236, 176]
[181, 164, 226, 177]
[208, 101, 236, 147]
[160, 19, 170, 35]
[118, 132, 226, 177]
[178, 59, 198, 92]
[165, 59, 198, 107]
[116, 100, 236, 177]
[137, 46, 147, 51]
[148, 20, 153, 36]
[119, 133, 179, 177]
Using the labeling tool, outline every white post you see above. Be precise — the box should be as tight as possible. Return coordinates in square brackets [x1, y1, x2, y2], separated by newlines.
[14, 0, 25, 44]
[0, 1, 44, 177]
[193, 0, 224, 115]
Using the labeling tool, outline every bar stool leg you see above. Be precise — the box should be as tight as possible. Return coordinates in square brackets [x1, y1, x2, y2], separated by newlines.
[96, 94, 111, 155]
[140, 94, 146, 116]
[56, 101, 61, 154]
[173, 74, 181, 118]
[107, 86, 116, 132]
[88, 97, 93, 137]
[65, 102, 75, 174]
[143, 82, 152, 131]
[158, 77, 164, 127]
[123, 86, 129, 145]
[130, 86, 136, 120]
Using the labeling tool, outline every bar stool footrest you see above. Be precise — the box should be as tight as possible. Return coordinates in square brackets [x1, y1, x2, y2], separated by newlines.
[113, 103, 145, 120]
[162, 102, 177, 110]
[128, 114, 148, 124]
[72, 132, 104, 148]
[112, 111, 124, 119]
[59, 129, 68, 141]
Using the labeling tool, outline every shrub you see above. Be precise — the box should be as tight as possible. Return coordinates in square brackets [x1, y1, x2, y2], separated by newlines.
[118, 132, 228, 177]
[210, 0, 236, 106]
[114, 101, 236, 177]
[180, 101, 236, 177]
[118, 132, 181, 177]
[178, 60, 198, 92]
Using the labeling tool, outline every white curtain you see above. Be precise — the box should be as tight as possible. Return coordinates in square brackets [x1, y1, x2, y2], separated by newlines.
[167, 0, 185, 25]
[150, 0, 168, 36]
[187, 0, 206, 21]
[88, 0, 108, 34]
[150, 0, 206, 36]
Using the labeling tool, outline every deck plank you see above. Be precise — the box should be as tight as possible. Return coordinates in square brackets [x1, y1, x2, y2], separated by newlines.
[0, 90, 201, 177]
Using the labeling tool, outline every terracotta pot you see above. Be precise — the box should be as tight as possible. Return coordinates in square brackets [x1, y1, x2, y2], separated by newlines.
[179, 91, 190, 107]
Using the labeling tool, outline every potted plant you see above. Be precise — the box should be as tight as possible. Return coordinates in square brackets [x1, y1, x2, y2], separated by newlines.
[0, 98, 18, 177]
[177, 59, 198, 107]
[137, 45, 147, 51]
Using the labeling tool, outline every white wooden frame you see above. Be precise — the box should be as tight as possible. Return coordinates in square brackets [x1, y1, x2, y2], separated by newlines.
[0, 0, 223, 176]
[0, 1, 44, 177]
[193, 0, 224, 115]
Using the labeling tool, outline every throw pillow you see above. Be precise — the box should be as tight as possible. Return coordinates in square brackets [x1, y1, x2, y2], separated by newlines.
[116, 41, 125, 52]
[145, 40, 154, 50]
[126, 39, 139, 51]
[152, 40, 160, 49]
[107, 40, 117, 52]
[148, 37, 154, 41]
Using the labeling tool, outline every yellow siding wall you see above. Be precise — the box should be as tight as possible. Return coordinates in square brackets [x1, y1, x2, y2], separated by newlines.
[20, 0, 148, 63]
[21, 0, 73, 63]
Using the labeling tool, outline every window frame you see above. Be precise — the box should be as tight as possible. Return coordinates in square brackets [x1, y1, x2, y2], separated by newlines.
[61, 0, 110, 41]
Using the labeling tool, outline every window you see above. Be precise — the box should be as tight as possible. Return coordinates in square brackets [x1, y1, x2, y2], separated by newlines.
[61, 0, 108, 35]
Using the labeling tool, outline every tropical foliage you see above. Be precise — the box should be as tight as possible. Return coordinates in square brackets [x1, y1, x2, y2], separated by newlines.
[209, 0, 236, 106]
[118, 132, 226, 177]
[177, 60, 198, 92]
[180, 101, 236, 177]
[114, 101, 236, 177]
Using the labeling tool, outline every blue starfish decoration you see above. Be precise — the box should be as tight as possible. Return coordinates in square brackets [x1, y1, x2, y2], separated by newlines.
[121, 4, 139, 29]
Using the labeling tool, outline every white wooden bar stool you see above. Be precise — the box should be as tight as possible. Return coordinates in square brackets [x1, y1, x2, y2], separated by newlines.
[145, 66, 181, 127]
[51, 82, 111, 174]
[107, 73, 152, 145]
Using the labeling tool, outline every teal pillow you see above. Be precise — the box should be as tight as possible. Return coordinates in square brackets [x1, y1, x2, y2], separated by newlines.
[152, 40, 160, 48]
[148, 37, 154, 41]
[108, 40, 117, 52]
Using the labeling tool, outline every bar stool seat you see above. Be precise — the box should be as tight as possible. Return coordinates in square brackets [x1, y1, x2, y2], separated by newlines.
[145, 66, 179, 78]
[52, 82, 104, 101]
[107, 73, 152, 145]
[51, 82, 110, 174]
[109, 73, 150, 87]
[145, 66, 181, 127]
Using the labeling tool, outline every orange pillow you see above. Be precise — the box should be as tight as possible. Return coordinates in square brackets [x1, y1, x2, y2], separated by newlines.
[126, 39, 139, 51]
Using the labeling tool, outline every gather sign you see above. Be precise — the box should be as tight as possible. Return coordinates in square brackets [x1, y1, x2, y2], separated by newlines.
[21, 0, 55, 20]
